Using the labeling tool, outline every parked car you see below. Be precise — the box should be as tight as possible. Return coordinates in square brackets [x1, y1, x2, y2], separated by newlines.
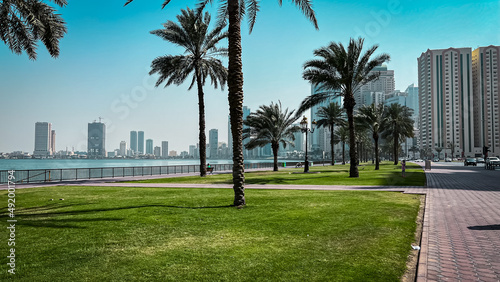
[433, 158, 439, 162]
[485, 157, 500, 170]
[476, 157, 485, 164]
[464, 158, 477, 166]
[445, 158, 452, 162]
[414, 159, 424, 162]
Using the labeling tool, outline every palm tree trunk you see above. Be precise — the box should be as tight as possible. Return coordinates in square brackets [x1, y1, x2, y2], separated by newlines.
[345, 94, 359, 177]
[195, 70, 207, 177]
[342, 141, 345, 164]
[330, 124, 335, 165]
[272, 142, 279, 171]
[393, 132, 399, 165]
[374, 132, 379, 170]
[228, 0, 245, 206]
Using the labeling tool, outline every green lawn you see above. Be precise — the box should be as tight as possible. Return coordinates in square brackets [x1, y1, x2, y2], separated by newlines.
[132, 161, 425, 186]
[1, 186, 421, 281]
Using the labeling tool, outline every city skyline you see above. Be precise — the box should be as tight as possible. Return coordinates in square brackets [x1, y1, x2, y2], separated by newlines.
[1, 0, 498, 153]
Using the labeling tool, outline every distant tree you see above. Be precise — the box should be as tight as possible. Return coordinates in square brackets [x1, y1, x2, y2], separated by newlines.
[243, 102, 300, 171]
[149, 7, 227, 177]
[409, 145, 419, 159]
[0, 0, 68, 60]
[300, 37, 390, 178]
[435, 147, 443, 160]
[447, 141, 457, 160]
[315, 102, 346, 165]
[355, 104, 386, 170]
[381, 103, 414, 165]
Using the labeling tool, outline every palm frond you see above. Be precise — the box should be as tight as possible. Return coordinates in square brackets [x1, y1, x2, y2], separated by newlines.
[1, 0, 67, 59]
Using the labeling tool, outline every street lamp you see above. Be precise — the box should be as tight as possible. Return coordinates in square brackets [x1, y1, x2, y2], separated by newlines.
[300, 116, 316, 173]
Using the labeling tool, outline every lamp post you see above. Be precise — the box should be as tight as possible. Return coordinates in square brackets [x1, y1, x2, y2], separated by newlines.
[300, 116, 316, 173]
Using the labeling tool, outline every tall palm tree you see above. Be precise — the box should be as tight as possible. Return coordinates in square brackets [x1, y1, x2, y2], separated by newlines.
[242, 101, 300, 171]
[299, 37, 390, 178]
[315, 102, 345, 165]
[337, 124, 349, 165]
[126, 0, 318, 206]
[355, 103, 385, 170]
[1, 0, 68, 60]
[149, 7, 228, 177]
[381, 103, 414, 165]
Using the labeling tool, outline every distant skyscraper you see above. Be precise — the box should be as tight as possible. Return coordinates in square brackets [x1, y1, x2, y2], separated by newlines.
[473, 45, 500, 156]
[138, 131, 144, 154]
[34, 122, 52, 157]
[50, 130, 56, 154]
[146, 139, 153, 155]
[418, 47, 475, 158]
[355, 64, 395, 109]
[119, 141, 127, 156]
[154, 146, 161, 157]
[189, 145, 196, 157]
[310, 84, 343, 155]
[209, 129, 219, 159]
[292, 123, 303, 152]
[162, 141, 168, 158]
[88, 121, 106, 158]
[130, 131, 138, 153]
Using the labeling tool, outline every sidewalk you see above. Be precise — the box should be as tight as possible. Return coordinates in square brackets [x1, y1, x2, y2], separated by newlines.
[416, 163, 500, 281]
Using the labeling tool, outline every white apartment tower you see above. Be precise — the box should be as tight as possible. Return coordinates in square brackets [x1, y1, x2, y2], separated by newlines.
[473, 45, 500, 156]
[418, 47, 475, 158]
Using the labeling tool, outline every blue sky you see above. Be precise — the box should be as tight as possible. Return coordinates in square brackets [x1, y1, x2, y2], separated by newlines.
[1, 0, 499, 154]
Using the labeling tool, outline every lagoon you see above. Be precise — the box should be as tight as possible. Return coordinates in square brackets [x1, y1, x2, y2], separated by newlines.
[0, 158, 302, 171]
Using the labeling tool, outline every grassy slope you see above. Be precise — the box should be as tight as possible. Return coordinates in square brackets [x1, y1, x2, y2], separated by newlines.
[132, 161, 425, 186]
[1, 186, 420, 281]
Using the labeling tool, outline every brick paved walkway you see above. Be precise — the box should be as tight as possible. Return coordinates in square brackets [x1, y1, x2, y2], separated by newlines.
[417, 163, 500, 281]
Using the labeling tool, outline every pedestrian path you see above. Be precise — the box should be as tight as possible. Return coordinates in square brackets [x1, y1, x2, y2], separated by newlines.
[417, 163, 500, 281]
[4, 163, 500, 281]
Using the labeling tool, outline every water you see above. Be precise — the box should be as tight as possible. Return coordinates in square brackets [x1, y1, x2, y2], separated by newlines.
[0, 158, 301, 171]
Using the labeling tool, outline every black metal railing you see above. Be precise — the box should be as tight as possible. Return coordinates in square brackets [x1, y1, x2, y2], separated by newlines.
[0, 161, 332, 184]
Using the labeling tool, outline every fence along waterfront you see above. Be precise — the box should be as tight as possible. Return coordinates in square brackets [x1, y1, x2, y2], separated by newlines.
[0, 162, 283, 184]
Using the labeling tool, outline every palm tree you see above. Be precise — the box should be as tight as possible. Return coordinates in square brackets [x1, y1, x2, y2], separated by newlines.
[126, 0, 318, 206]
[243, 102, 300, 171]
[299, 37, 390, 178]
[409, 145, 419, 159]
[381, 103, 414, 165]
[355, 103, 385, 170]
[447, 141, 456, 160]
[1, 0, 68, 60]
[149, 7, 227, 177]
[337, 124, 349, 165]
[315, 102, 345, 165]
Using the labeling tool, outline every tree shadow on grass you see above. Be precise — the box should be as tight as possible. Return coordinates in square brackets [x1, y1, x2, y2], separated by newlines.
[5, 203, 233, 218]
[18, 217, 124, 229]
[6, 204, 233, 229]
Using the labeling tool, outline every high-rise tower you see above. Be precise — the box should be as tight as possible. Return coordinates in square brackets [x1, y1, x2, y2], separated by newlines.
[88, 121, 106, 158]
[130, 131, 138, 154]
[138, 131, 144, 154]
[473, 45, 500, 156]
[34, 122, 52, 157]
[418, 47, 475, 158]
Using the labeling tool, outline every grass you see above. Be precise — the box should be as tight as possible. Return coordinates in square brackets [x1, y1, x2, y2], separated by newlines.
[1, 186, 421, 281]
[131, 161, 425, 186]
